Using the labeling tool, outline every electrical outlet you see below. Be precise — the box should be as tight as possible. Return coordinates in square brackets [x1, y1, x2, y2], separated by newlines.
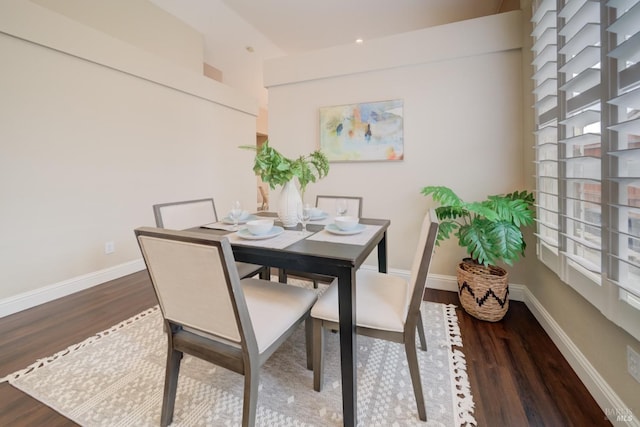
[104, 241, 115, 254]
[628, 346, 640, 383]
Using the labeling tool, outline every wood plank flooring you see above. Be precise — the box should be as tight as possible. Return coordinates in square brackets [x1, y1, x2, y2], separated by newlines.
[0, 271, 610, 426]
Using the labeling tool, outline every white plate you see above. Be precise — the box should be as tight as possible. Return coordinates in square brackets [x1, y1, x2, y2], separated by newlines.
[309, 212, 328, 221]
[222, 214, 258, 225]
[237, 226, 284, 240]
[324, 223, 366, 235]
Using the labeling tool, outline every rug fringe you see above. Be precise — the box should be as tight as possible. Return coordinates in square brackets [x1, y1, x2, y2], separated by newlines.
[442, 303, 478, 427]
[443, 303, 463, 347]
[0, 306, 159, 384]
[451, 348, 477, 427]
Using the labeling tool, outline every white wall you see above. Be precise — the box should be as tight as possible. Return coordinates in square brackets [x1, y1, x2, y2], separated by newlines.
[265, 11, 526, 279]
[31, 0, 205, 73]
[0, 0, 258, 304]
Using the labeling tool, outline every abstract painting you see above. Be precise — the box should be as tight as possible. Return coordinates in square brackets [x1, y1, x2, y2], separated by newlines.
[319, 99, 404, 162]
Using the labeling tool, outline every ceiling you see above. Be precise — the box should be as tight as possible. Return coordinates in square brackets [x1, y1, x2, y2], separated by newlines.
[149, 0, 519, 108]
[155, 0, 519, 58]
[219, 0, 516, 55]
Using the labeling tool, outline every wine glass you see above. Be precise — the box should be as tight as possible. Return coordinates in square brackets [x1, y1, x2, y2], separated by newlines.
[298, 202, 312, 234]
[336, 199, 348, 216]
[230, 200, 242, 230]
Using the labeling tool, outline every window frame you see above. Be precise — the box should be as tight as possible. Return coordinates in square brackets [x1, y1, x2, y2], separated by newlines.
[531, 0, 640, 341]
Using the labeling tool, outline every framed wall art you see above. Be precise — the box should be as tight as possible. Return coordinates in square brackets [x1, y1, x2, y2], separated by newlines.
[319, 99, 404, 162]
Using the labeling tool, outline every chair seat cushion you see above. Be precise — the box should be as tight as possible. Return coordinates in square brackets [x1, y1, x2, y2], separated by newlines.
[235, 262, 264, 279]
[310, 269, 408, 332]
[242, 278, 317, 353]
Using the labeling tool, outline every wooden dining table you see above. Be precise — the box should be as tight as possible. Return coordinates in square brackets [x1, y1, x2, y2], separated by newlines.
[195, 214, 390, 427]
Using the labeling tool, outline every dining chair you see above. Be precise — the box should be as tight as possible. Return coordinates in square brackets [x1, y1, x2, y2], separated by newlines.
[153, 198, 269, 280]
[310, 209, 439, 421]
[135, 227, 317, 427]
[279, 195, 364, 288]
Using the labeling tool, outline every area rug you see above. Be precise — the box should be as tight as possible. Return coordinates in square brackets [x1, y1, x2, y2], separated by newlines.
[1, 287, 476, 426]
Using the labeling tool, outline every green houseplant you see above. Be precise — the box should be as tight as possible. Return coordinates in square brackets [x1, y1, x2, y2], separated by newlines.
[241, 140, 329, 195]
[421, 185, 535, 321]
[241, 140, 329, 226]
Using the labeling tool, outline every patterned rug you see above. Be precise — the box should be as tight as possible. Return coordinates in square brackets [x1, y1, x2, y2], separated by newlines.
[1, 287, 475, 426]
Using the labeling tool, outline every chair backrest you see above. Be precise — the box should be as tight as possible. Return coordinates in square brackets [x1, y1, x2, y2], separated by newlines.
[406, 209, 439, 318]
[153, 198, 218, 230]
[135, 227, 254, 348]
[316, 195, 363, 217]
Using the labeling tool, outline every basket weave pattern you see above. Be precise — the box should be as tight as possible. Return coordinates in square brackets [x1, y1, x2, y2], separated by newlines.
[457, 261, 509, 322]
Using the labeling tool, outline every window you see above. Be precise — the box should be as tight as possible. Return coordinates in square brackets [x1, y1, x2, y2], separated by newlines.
[532, 0, 640, 340]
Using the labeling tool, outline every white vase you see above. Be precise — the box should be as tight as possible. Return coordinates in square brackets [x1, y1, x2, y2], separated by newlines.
[278, 179, 302, 227]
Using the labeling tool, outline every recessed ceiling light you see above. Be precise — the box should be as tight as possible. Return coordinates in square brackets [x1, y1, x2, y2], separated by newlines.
[355, 38, 364, 44]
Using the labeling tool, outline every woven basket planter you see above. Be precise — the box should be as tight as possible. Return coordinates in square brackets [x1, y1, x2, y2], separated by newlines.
[457, 260, 509, 322]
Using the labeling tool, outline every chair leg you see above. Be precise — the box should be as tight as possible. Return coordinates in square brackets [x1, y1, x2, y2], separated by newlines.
[278, 269, 288, 283]
[417, 310, 427, 351]
[161, 347, 183, 427]
[405, 332, 427, 421]
[242, 366, 259, 427]
[312, 318, 324, 391]
[259, 266, 270, 280]
[305, 317, 313, 370]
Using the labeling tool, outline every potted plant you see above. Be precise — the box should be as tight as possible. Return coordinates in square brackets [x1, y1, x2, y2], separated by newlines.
[241, 140, 329, 226]
[421, 185, 535, 321]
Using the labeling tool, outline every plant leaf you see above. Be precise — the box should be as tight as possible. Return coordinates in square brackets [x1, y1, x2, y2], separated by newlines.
[458, 220, 496, 266]
[487, 221, 525, 266]
[421, 186, 462, 207]
[435, 220, 459, 246]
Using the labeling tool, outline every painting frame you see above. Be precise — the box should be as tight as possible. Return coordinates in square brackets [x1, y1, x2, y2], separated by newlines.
[319, 99, 404, 162]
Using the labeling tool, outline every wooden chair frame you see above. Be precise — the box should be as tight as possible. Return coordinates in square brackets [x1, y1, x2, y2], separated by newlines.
[135, 227, 315, 427]
[152, 198, 269, 280]
[311, 209, 439, 421]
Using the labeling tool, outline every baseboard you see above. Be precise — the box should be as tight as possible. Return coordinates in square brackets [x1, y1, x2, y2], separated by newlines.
[522, 286, 638, 427]
[0, 259, 146, 319]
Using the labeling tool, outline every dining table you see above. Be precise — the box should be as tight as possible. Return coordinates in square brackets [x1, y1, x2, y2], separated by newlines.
[194, 212, 390, 427]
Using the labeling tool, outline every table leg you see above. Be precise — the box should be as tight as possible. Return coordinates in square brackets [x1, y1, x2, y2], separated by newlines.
[378, 231, 388, 273]
[278, 268, 287, 283]
[337, 268, 357, 427]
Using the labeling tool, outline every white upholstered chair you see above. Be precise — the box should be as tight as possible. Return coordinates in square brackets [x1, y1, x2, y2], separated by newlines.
[310, 209, 439, 421]
[280, 195, 363, 287]
[153, 198, 268, 280]
[135, 227, 317, 427]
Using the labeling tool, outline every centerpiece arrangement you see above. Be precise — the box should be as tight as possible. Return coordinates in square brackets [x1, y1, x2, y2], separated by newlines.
[421, 185, 535, 321]
[241, 140, 329, 226]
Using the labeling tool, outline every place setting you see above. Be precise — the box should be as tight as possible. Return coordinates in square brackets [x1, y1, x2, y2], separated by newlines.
[307, 206, 330, 223]
[307, 214, 382, 245]
[305, 197, 347, 225]
[236, 218, 284, 240]
[225, 201, 313, 249]
[201, 200, 259, 231]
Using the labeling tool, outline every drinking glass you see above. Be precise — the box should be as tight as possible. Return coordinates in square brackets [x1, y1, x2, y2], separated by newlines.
[336, 199, 348, 216]
[298, 202, 312, 234]
[230, 200, 242, 230]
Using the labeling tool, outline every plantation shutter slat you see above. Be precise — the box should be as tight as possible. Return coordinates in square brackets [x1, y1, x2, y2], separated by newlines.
[606, 0, 640, 300]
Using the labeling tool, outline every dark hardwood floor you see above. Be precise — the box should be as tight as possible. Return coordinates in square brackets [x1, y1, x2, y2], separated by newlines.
[0, 271, 610, 426]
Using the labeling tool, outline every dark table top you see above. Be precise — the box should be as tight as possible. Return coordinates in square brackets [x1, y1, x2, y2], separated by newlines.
[195, 214, 390, 274]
